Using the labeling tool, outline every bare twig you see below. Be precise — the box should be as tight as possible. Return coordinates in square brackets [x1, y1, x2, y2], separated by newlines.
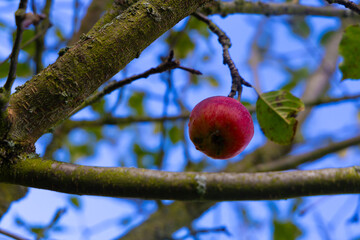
[59, 93, 360, 131]
[0, 22, 52, 68]
[249, 135, 360, 172]
[201, 1, 360, 18]
[326, 0, 360, 15]
[0, 228, 28, 240]
[3, 0, 29, 96]
[192, 12, 251, 100]
[69, 52, 201, 116]
[172, 226, 231, 240]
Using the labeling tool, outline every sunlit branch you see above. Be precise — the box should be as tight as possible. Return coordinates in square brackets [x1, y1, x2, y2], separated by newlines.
[1, 157, 359, 201]
[325, 0, 360, 15]
[202, 1, 359, 18]
[69, 52, 201, 117]
[193, 12, 251, 100]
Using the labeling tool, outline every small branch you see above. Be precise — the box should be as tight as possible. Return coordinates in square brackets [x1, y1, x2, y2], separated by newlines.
[192, 12, 251, 100]
[250, 135, 360, 172]
[69, 52, 201, 116]
[65, 114, 190, 129]
[3, 0, 29, 96]
[326, 0, 360, 15]
[305, 93, 360, 107]
[173, 226, 231, 240]
[62, 93, 360, 130]
[201, 1, 360, 18]
[0, 228, 28, 240]
[1, 157, 360, 200]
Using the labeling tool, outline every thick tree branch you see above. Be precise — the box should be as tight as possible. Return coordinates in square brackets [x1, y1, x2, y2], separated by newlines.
[325, 0, 360, 15]
[1, 158, 359, 201]
[7, 0, 211, 144]
[201, 1, 360, 18]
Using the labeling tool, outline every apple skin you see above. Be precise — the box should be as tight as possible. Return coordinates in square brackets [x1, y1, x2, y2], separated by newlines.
[188, 96, 254, 159]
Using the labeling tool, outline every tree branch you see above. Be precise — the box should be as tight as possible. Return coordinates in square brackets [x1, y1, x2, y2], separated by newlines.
[193, 12, 251, 99]
[7, 0, 211, 144]
[201, 1, 360, 18]
[0, 228, 27, 240]
[248, 135, 360, 172]
[61, 92, 360, 130]
[1, 157, 359, 200]
[3, 0, 29, 96]
[325, 0, 360, 15]
[69, 52, 201, 116]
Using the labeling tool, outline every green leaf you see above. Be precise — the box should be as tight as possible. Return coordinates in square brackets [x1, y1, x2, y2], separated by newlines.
[0, 61, 10, 78]
[273, 220, 302, 240]
[206, 75, 219, 87]
[0, 184, 28, 219]
[339, 24, 360, 80]
[288, 16, 310, 39]
[128, 92, 145, 116]
[187, 17, 210, 38]
[91, 98, 106, 115]
[55, 27, 66, 42]
[320, 30, 336, 46]
[168, 125, 182, 144]
[0, 61, 32, 78]
[282, 67, 309, 91]
[256, 90, 304, 145]
[69, 196, 82, 209]
[166, 31, 195, 59]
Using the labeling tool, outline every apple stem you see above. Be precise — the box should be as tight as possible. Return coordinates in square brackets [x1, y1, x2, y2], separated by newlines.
[192, 12, 252, 100]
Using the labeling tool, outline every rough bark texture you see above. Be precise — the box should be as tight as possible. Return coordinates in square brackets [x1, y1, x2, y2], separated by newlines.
[1, 158, 359, 200]
[7, 0, 210, 144]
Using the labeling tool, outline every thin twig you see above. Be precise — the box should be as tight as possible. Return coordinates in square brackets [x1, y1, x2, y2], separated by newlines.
[250, 135, 360, 172]
[69, 52, 201, 116]
[3, 0, 29, 95]
[0, 22, 52, 68]
[192, 12, 251, 100]
[326, 0, 360, 15]
[0, 228, 28, 240]
[62, 93, 360, 129]
[201, 1, 360, 18]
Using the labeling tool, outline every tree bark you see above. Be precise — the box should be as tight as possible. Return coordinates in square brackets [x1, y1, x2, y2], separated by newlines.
[7, 0, 210, 144]
[1, 157, 360, 200]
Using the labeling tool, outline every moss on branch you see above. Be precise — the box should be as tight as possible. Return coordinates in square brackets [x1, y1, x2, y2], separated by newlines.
[7, 0, 210, 144]
[1, 156, 359, 201]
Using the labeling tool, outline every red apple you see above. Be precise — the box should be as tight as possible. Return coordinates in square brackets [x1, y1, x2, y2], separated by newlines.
[188, 96, 254, 159]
